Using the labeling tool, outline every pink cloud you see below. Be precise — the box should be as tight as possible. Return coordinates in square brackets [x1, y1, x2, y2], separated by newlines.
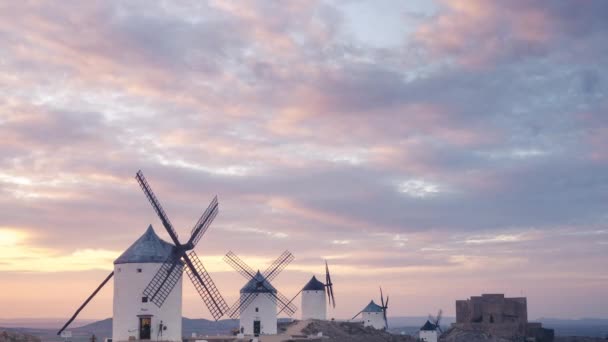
[412, 0, 589, 67]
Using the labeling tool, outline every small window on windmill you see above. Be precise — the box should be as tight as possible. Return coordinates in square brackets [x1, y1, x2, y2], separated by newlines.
[137, 268, 142, 273]
[142, 296, 148, 303]
[255, 307, 259, 313]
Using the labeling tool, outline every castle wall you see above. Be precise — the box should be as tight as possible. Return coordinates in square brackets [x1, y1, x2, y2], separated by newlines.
[453, 294, 552, 341]
[455, 300, 471, 324]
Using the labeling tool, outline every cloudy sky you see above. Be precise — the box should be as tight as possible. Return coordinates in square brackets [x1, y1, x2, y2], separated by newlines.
[1, 0, 607, 321]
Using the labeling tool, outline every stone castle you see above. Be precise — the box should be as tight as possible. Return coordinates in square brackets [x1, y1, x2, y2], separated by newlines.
[453, 294, 554, 341]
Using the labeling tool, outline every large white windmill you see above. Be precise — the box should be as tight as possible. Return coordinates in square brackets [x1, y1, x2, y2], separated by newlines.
[113, 225, 183, 341]
[57, 170, 228, 341]
[351, 287, 389, 330]
[223, 251, 297, 336]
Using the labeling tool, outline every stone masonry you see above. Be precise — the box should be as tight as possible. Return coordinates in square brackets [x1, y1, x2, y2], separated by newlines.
[453, 294, 554, 341]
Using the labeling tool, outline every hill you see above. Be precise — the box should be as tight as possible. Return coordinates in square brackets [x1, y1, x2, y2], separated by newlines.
[297, 320, 416, 342]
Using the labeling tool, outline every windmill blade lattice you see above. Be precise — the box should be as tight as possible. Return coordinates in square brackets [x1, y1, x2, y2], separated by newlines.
[227, 292, 256, 319]
[135, 170, 228, 320]
[262, 250, 294, 282]
[135, 170, 180, 244]
[184, 251, 229, 320]
[143, 252, 184, 307]
[57, 170, 229, 334]
[224, 251, 297, 317]
[277, 288, 303, 316]
[188, 196, 218, 248]
[266, 290, 297, 316]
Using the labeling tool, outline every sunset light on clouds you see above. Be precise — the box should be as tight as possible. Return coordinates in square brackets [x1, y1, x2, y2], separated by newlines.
[0, 0, 607, 321]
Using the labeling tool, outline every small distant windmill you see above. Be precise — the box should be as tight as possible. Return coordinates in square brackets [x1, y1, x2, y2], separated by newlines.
[57, 170, 229, 340]
[351, 287, 389, 330]
[224, 250, 297, 335]
[420, 309, 443, 342]
[278, 260, 336, 320]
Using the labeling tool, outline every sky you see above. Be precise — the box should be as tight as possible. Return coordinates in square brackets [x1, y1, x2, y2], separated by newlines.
[0, 0, 607, 321]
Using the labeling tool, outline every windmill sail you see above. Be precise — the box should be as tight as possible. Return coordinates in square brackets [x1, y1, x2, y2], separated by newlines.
[143, 251, 184, 307]
[135, 170, 228, 320]
[380, 287, 389, 330]
[188, 196, 218, 248]
[224, 251, 297, 318]
[59, 170, 229, 335]
[184, 251, 229, 320]
[135, 170, 180, 244]
[325, 260, 336, 308]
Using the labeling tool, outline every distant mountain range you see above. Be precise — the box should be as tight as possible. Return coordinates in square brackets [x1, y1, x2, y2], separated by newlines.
[535, 318, 608, 338]
[0, 318, 238, 342]
[69, 317, 242, 339]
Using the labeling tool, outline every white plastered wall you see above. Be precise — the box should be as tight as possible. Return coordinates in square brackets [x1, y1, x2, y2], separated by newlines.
[113, 263, 183, 341]
[239, 293, 277, 335]
[301, 290, 326, 320]
[419, 330, 438, 342]
[362, 311, 386, 330]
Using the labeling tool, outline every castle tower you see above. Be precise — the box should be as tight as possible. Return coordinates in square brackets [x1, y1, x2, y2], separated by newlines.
[113, 225, 183, 341]
[239, 271, 277, 336]
[301, 276, 326, 320]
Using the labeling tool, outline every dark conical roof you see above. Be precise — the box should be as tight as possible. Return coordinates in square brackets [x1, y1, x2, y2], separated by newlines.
[240, 271, 277, 294]
[362, 300, 384, 313]
[420, 320, 438, 331]
[114, 225, 176, 264]
[302, 275, 325, 291]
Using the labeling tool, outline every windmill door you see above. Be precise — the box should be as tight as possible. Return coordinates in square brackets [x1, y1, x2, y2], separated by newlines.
[253, 320, 261, 336]
[139, 317, 151, 340]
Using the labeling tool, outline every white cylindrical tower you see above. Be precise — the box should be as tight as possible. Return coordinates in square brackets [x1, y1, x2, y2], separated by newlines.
[239, 271, 277, 336]
[113, 225, 183, 342]
[301, 276, 326, 320]
[360, 300, 386, 330]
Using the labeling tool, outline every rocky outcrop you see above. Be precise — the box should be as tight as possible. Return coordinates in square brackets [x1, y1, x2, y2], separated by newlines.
[298, 320, 416, 342]
[440, 328, 512, 342]
[0, 330, 41, 342]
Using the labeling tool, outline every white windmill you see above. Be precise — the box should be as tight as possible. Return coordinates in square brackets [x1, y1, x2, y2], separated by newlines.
[113, 225, 183, 341]
[223, 251, 297, 336]
[57, 170, 228, 342]
[278, 261, 336, 320]
[351, 287, 389, 330]
[420, 309, 443, 342]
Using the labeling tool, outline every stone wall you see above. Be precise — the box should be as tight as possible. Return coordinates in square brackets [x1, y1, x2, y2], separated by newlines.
[453, 294, 552, 341]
